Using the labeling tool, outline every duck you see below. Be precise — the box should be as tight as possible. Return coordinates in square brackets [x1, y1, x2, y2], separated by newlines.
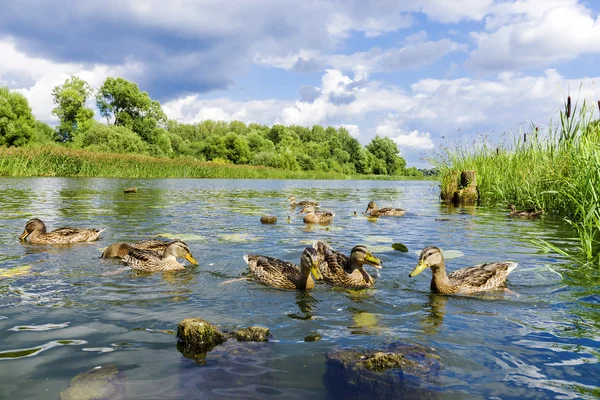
[243, 247, 322, 290]
[19, 218, 104, 244]
[312, 240, 382, 289]
[299, 205, 335, 224]
[288, 195, 319, 208]
[508, 204, 543, 218]
[364, 201, 405, 217]
[409, 246, 518, 294]
[103, 240, 198, 272]
[101, 239, 172, 258]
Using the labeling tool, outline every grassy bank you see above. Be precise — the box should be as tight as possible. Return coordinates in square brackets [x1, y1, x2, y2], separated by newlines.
[0, 146, 421, 180]
[435, 101, 600, 272]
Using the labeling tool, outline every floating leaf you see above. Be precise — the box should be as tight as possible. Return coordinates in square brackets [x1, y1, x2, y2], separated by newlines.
[367, 245, 394, 253]
[413, 249, 464, 260]
[157, 233, 207, 242]
[391, 243, 408, 252]
[218, 233, 261, 243]
[364, 236, 394, 243]
[0, 265, 32, 279]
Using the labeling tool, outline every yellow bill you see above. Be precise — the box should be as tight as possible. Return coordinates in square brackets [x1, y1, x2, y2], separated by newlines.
[409, 260, 428, 277]
[365, 253, 382, 269]
[19, 231, 29, 241]
[311, 262, 323, 280]
[185, 254, 199, 266]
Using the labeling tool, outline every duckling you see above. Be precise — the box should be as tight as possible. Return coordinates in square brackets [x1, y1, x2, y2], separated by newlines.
[106, 240, 198, 272]
[19, 218, 104, 244]
[364, 201, 405, 217]
[508, 204, 543, 218]
[243, 247, 323, 290]
[288, 195, 319, 208]
[409, 246, 518, 294]
[299, 205, 335, 224]
[312, 240, 382, 289]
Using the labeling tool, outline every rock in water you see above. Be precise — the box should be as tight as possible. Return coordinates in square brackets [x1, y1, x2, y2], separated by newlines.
[230, 326, 270, 342]
[60, 365, 124, 400]
[260, 215, 277, 224]
[176, 318, 226, 363]
[324, 342, 442, 400]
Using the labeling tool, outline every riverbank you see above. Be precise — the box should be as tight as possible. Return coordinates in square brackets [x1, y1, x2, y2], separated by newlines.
[0, 146, 423, 180]
[435, 104, 600, 272]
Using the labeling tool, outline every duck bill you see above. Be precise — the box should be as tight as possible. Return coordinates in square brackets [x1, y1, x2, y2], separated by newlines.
[19, 231, 29, 241]
[409, 260, 428, 277]
[365, 254, 382, 269]
[185, 254, 199, 266]
[311, 262, 323, 280]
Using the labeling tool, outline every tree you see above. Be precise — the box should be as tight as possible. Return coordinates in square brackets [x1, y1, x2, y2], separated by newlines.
[51, 76, 95, 142]
[96, 77, 166, 129]
[366, 135, 407, 175]
[0, 87, 36, 147]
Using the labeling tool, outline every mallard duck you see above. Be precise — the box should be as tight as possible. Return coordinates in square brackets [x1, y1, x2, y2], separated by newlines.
[312, 240, 382, 289]
[19, 218, 104, 244]
[409, 246, 518, 294]
[243, 247, 323, 290]
[299, 205, 335, 224]
[288, 195, 319, 208]
[364, 201, 405, 217]
[508, 204, 543, 218]
[101, 239, 172, 258]
[104, 240, 198, 272]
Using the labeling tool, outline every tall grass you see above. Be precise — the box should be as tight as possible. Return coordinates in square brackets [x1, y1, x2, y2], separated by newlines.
[435, 100, 600, 271]
[0, 146, 420, 181]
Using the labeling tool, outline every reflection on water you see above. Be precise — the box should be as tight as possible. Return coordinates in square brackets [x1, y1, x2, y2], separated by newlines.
[0, 178, 598, 399]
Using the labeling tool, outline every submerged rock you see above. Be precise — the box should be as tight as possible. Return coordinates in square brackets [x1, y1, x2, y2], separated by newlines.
[229, 326, 270, 342]
[60, 364, 124, 400]
[176, 318, 226, 362]
[177, 318, 270, 363]
[260, 215, 277, 224]
[324, 342, 442, 400]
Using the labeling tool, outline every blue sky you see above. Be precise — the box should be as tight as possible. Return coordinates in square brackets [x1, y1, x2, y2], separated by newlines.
[1, 0, 600, 167]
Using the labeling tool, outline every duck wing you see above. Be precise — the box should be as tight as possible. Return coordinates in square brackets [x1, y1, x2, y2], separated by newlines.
[448, 262, 518, 291]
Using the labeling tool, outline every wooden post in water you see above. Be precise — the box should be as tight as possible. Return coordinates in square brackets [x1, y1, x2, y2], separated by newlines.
[448, 170, 478, 206]
[440, 171, 459, 203]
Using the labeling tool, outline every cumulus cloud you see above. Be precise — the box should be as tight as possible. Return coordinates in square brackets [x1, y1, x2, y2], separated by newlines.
[376, 118, 435, 150]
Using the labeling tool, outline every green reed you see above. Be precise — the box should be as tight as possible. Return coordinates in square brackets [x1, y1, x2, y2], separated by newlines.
[435, 100, 600, 271]
[0, 146, 418, 181]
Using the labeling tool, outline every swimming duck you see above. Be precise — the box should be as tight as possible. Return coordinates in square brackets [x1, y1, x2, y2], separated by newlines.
[101, 239, 172, 258]
[409, 246, 518, 294]
[243, 247, 323, 290]
[104, 240, 198, 272]
[19, 218, 104, 244]
[364, 201, 405, 217]
[288, 195, 319, 208]
[312, 240, 382, 289]
[508, 204, 543, 218]
[299, 205, 335, 224]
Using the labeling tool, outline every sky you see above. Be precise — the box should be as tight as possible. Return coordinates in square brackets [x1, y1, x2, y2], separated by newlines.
[1, 0, 600, 167]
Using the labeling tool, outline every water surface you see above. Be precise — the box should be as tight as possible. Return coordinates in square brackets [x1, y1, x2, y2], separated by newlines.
[0, 178, 598, 399]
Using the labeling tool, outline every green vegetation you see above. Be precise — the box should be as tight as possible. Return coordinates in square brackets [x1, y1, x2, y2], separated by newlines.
[435, 98, 600, 273]
[1, 76, 426, 178]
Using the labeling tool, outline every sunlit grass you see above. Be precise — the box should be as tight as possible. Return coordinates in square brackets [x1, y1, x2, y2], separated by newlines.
[0, 146, 423, 180]
[434, 99, 600, 273]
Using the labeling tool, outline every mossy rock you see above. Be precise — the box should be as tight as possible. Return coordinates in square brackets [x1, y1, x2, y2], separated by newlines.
[260, 215, 277, 224]
[229, 326, 270, 342]
[60, 365, 124, 400]
[324, 342, 442, 399]
[176, 318, 226, 362]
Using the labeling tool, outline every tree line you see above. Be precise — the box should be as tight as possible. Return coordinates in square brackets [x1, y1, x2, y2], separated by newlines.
[1, 77, 431, 176]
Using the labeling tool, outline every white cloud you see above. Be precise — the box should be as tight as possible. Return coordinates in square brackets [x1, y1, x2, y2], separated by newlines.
[338, 124, 361, 137]
[376, 118, 435, 150]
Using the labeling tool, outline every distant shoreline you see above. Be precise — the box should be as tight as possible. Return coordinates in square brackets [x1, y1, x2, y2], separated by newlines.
[0, 147, 431, 180]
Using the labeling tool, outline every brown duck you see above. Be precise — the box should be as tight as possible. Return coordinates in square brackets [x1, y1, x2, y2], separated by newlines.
[364, 201, 405, 217]
[508, 204, 543, 218]
[103, 240, 198, 272]
[299, 205, 335, 224]
[312, 240, 381, 289]
[288, 195, 319, 208]
[409, 246, 518, 294]
[19, 218, 104, 244]
[102, 239, 172, 258]
[243, 247, 322, 290]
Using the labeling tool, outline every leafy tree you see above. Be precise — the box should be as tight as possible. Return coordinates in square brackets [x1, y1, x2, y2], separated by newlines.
[223, 132, 251, 164]
[0, 87, 36, 147]
[74, 122, 148, 154]
[366, 135, 406, 175]
[51, 76, 95, 142]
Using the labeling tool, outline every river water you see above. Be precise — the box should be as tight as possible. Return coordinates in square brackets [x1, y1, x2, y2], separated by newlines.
[0, 178, 598, 399]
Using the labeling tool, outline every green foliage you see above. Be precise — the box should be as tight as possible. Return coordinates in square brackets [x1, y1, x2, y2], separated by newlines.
[366, 135, 407, 175]
[51, 76, 95, 142]
[0, 87, 36, 147]
[435, 102, 600, 273]
[73, 122, 148, 154]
